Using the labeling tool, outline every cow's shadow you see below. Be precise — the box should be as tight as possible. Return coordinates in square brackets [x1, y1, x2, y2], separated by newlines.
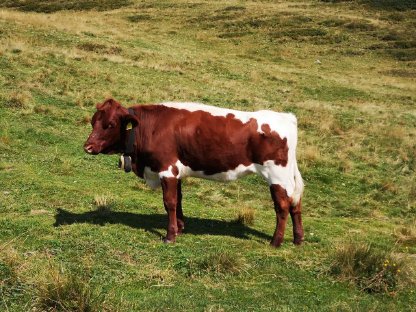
[54, 208, 272, 242]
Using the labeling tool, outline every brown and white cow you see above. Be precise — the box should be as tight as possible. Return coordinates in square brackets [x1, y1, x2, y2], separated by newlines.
[84, 98, 304, 247]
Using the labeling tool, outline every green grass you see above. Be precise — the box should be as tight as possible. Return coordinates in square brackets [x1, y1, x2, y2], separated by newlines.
[0, 0, 415, 311]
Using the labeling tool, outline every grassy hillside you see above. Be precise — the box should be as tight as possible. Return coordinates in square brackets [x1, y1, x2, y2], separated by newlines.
[0, 0, 415, 311]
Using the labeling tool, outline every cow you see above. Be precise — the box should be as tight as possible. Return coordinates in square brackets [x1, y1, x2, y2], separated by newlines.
[84, 98, 304, 247]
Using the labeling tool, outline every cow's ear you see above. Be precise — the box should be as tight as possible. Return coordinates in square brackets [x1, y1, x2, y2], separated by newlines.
[97, 98, 120, 111]
[123, 114, 139, 130]
[96, 101, 105, 110]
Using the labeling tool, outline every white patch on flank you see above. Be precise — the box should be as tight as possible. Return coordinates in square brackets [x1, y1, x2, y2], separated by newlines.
[174, 160, 256, 182]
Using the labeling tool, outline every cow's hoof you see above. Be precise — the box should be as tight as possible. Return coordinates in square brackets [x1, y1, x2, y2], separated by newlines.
[293, 238, 304, 245]
[270, 241, 282, 248]
[293, 233, 304, 245]
[162, 237, 175, 244]
[177, 220, 185, 235]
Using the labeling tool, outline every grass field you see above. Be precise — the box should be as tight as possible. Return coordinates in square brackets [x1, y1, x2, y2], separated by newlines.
[0, 0, 415, 311]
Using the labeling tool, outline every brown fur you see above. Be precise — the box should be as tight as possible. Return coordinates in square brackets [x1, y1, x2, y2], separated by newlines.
[126, 104, 288, 175]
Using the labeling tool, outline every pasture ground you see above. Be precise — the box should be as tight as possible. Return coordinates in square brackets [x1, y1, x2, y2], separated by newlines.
[0, 0, 415, 311]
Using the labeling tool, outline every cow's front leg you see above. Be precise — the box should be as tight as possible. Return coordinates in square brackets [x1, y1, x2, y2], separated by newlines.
[161, 177, 179, 243]
[176, 179, 185, 235]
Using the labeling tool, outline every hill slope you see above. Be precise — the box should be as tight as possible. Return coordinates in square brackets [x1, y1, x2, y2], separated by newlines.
[0, 0, 415, 311]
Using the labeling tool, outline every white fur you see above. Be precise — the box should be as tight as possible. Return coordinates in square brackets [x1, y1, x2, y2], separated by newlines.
[144, 102, 303, 203]
[291, 161, 304, 206]
[143, 167, 162, 189]
[161, 102, 297, 134]
[176, 160, 256, 181]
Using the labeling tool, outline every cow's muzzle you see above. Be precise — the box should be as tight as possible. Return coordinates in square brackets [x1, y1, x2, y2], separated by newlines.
[84, 144, 98, 155]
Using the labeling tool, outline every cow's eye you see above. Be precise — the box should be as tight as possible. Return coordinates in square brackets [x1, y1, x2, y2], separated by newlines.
[108, 124, 114, 129]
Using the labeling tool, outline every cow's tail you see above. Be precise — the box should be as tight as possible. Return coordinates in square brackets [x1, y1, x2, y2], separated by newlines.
[291, 161, 304, 207]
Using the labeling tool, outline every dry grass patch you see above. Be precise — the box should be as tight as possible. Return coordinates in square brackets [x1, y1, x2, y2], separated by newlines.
[0, 246, 22, 290]
[30, 209, 49, 215]
[386, 125, 407, 143]
[142, 266, 177, 287]
[409, 182, 416, 202]
[300, 145, 322, 166]
[77, 42, 122, 55]
[0, 9, 130, 40]
[93, 194, 115, 212]
[0, 135, 11, 147]
[34, 104, 56, 115]
[336, 153, 353, 173]
[394, 223, 416, 246]
[4, 90, 33, 109]
[33, 268, 102, 312]
[0, 162, 13, 170]
[0, 250, 110, 311]
[329, 242, 413, 293]
[234, 206, 255, 226]
[80, 114, 92, 124]
[186, 251, 247, 278]
[1, 38, 27, 54]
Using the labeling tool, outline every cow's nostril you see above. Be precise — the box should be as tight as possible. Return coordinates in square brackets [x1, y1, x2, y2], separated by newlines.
[84, 145, 94, 154]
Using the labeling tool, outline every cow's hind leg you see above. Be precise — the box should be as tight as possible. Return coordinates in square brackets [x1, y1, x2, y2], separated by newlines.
[161, 177, 179, 243]
[270, 184, 290, 247]
[176, 179, 185, 235]
[290, 198, 304, 245]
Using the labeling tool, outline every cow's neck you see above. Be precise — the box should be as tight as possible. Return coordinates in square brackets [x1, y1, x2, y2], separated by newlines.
[131, 106, 162, 174]
[124, 108, 136, 155]
[121, 107, 147, 177]
[118, 108, 137, 173]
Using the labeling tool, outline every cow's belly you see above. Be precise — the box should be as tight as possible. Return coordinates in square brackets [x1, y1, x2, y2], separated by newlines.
[145, 160, 295, 197]
[179, 162, 257, 182]
[151, 161, 258, 185]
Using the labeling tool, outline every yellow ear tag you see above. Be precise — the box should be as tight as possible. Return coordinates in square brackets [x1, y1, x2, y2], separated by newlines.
[126, 122, 133, 130]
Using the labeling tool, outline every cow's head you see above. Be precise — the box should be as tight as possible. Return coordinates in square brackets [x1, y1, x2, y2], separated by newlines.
[84, 99, 138, 155]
